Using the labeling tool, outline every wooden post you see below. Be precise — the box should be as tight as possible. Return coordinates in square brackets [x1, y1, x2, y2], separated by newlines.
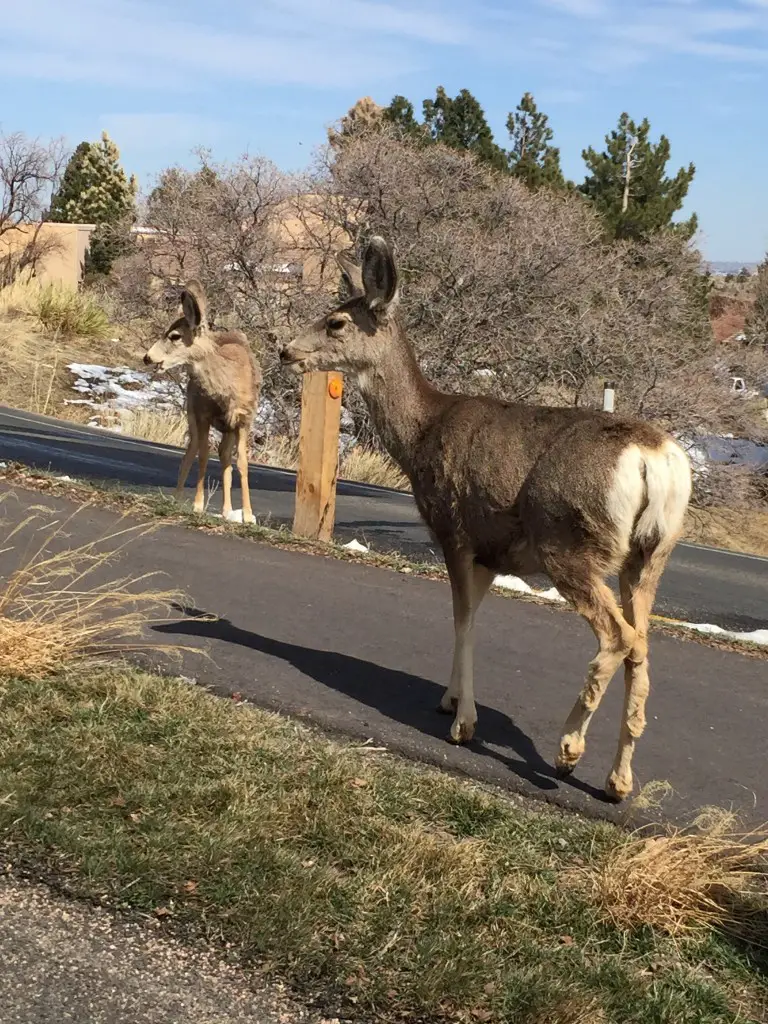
[602, 380, 615, 413]
[293, 371, 343, 542]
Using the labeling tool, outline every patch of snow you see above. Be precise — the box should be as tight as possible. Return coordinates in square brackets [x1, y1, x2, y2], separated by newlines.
[222, 509, 256, 524]
[343, 539, 370, 553]
[535, 586, 566, 603]
[66, 363, 182, 423]
[494, 575, 533, 594]
[676, 621, 768, 646]
[57, 475, 72, 482]
[494, 575, 565, 603]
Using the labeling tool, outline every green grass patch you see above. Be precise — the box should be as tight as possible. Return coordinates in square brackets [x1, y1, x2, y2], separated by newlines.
[0, 665, 765, 1023]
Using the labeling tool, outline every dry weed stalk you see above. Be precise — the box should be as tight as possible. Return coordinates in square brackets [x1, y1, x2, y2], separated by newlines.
[0, 499, 190, 678]
[589, 808, 768, 943]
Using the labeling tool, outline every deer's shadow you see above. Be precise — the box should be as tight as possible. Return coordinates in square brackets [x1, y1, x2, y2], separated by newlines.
[153, 605, 609, 802]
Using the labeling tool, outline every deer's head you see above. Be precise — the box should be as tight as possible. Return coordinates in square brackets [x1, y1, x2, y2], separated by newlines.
[279, 236, 399, 376]
[143, 280, 208, 371]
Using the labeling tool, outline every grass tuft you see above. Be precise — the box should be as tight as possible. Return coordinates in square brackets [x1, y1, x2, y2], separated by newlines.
[340, 444, 408, 490]
[0, 498, 190, 677]
[0, 279, 111, 340]
[117, 406, 189, 448]
[588, 808, 768, 943]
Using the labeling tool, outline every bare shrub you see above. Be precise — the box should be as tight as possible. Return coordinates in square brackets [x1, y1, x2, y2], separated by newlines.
[111, 152, 339, 434]
[300, 130, 717, 442]
[0, 131, 68, 286]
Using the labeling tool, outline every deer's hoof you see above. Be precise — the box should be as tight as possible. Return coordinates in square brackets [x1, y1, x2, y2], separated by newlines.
[449, 717, 476, 744]
[605, 770, 633, 803]
[555, 762, 575, 780]
[437, 696, 458, 715]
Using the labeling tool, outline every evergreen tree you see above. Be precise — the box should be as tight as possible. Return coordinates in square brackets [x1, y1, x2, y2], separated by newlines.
[579, 113, 696, 241]
[421, 87, 507, 171]
[50, 131, 137, 274]
[506, 92, 566, 190]
[383, 95, 427, 141]
[737, 265, 752, 283]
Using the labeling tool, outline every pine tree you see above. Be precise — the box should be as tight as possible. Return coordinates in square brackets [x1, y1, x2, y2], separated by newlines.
[50, 131, 137, 274]
[383, 95, 428, 141]
[579, 113, 696, 241]
[421, 87, 507, 171]
[506, 92, 566, 190]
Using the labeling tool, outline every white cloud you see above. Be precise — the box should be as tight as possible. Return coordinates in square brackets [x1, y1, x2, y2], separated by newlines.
[0, 0, 427, 90]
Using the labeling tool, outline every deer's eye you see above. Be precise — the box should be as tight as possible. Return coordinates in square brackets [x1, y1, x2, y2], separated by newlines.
[327, 318, 347, 332]
[168, 331, 182, 341]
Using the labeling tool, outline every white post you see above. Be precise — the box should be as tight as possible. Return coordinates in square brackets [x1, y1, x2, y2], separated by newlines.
[602, 380, 615, 413]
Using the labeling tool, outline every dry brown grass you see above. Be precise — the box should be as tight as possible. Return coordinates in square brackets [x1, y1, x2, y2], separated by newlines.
[0, 500, 187, 678]
[684, 504, 768, 557]
[118, 406, 189, 448]
[257, 434, 408, 490]
[340, 444, 408, 490]
[587, 808, 768, 944]
[0, 313, 135, 419]
[257, 433, 300, 469]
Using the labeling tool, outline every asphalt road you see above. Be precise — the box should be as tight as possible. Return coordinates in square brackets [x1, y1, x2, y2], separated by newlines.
[1, 404, 767, 633]
[1, 485, 765, 826]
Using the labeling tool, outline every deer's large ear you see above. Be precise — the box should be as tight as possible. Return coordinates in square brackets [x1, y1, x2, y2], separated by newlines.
[335, 251, 364, 298]
[362, 237, 398, 317]
[180, 279, 206, 331]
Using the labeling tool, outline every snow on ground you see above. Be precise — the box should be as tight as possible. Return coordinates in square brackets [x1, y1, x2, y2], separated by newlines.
[66, 363, 182, 429]
[674, 621, 768, 646]
[343, 539, 370, 553]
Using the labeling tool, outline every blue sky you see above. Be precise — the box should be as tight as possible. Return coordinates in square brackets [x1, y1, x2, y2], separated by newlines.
[3, 0, 767, 262]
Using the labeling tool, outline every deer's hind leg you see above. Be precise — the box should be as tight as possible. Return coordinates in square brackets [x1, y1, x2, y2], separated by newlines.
[218, 430, 236, 520]
[607, 544, 668, 801]
[236, 425, 255, 524]
[550, 566, 636, 787]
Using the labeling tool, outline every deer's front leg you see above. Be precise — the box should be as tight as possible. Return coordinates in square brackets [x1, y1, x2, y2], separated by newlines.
[440, 550, 494, 744]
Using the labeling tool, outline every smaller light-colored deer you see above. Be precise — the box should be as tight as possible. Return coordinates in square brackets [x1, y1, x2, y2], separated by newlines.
[143, 280, 262, 522]
[279, 237, 692, 801]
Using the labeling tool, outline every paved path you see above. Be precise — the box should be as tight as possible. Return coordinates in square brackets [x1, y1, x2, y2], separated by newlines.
[1, 484, 765, 826]
[1, 404, 767, 634]
[0, 877, 339, 1024]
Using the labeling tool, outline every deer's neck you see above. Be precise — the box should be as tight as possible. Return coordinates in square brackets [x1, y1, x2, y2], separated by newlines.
[356, 326, 443, 472]
[188, 335, 218, 391]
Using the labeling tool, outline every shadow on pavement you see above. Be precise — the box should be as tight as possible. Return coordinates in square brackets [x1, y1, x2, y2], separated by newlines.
[154, 604, 610, 804]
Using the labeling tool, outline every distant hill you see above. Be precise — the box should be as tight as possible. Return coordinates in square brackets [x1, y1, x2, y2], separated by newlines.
[707, 260, 759, 276]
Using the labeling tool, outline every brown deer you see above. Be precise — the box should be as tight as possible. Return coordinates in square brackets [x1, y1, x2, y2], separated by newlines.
[279, 237, 691, 801]
[143, 280, 261, 523]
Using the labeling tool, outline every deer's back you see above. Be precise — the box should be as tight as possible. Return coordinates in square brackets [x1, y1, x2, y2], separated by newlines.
[409, 395, 669, 573]
[187, 331, 261, 433]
